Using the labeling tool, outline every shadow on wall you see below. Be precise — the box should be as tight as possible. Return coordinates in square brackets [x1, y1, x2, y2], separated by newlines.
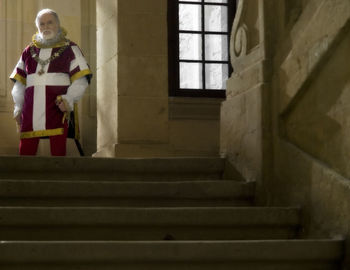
[280, 30, 350, 180]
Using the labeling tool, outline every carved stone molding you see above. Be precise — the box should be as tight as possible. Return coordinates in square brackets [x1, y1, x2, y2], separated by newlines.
[230, 0, 249, 68]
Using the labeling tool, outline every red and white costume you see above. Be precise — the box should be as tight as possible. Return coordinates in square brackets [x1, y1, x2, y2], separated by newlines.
[10, 29, 92, 155]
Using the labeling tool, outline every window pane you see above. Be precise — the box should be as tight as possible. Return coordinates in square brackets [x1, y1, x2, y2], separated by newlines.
[205, 0, 228, 3]
[205, 34, 228, 61]
[205, 64, 228, 89]
[180, 62, 203, 89]
[179, 33, 202, 60]
[179, 4, 201, 31]
[180, 0, 201, 2]
[205, 5, 228, 32]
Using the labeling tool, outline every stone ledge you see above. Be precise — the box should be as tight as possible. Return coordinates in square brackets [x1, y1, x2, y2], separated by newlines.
[0, 206, 300, 241]
[0, 180, 254, 199]
[0, 239, 343, 263]
[0, 206, 300, 227]
[169, 97, 224, 120]
[0, 180, 255, 207]
[0, 156, 226, 181]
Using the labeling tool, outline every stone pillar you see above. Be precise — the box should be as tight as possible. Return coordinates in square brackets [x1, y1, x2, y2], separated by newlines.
[95, 0, 119, 157]
[220, 0, 274, 201]
[95, 0, 169, 157]
[80, 0, 97, 156]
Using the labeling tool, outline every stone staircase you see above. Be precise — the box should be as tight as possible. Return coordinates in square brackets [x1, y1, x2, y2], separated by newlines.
[0, 156, 344, 269]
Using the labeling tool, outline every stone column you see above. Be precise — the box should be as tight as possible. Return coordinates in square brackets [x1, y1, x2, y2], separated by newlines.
[80, 0, 97, 156]
[95, 0, 169, 157]
[95, 0, 119, 157]
[220, 0, 274, 202]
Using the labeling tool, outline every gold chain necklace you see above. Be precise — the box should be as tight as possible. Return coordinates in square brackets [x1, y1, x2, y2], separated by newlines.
[30, 39, 70, 76]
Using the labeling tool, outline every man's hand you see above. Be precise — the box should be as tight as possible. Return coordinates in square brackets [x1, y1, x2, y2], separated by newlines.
[14, 112, 21, 125]
[55, 96, 69, 112]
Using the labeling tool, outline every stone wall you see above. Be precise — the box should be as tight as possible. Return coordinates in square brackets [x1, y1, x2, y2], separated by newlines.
[95, 0, 222, 158]
[0, 0, 42, 155]
[222, 0, 350, 266]
[272, 0, 350, 266]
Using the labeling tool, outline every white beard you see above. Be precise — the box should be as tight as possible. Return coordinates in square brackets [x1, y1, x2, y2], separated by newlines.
[36, 29, 63, 46]
[41, 30, 55, 40]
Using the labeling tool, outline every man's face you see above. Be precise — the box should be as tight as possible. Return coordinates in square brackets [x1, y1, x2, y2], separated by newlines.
[38, 13, 59, 40]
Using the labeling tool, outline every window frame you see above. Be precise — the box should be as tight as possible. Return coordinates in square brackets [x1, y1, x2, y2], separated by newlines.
[168, 0, 236, 98]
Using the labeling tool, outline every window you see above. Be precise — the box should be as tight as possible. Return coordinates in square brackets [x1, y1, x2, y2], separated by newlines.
[168, 0, 236, 98]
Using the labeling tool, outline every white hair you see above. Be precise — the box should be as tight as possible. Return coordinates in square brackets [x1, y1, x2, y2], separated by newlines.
[35, 9, 60, 28]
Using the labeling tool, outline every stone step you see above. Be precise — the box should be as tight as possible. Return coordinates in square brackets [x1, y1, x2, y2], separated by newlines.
[0, 206, 299, 240]
[0, 156, 225, 181]
[0, 180, 254, 206]
[0, 239, 343, 270]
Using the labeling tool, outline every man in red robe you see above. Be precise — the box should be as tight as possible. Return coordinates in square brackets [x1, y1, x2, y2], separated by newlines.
[10, 8, 92, 156]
